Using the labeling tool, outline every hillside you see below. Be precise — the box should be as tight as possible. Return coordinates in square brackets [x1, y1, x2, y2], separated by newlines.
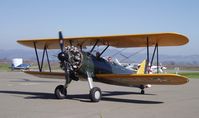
[0, 49, 199, 66]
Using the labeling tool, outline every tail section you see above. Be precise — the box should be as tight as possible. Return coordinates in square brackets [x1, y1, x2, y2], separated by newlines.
[136, 60, 147, 74]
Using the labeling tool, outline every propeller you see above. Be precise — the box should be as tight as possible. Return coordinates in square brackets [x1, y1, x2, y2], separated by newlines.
[57, 31, 83, 83]
[55, 31, 82, 100]
[57, 31, 71, 87]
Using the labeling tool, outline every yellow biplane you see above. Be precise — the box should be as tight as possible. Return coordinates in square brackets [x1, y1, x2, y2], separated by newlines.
[17, 32, 189, 102]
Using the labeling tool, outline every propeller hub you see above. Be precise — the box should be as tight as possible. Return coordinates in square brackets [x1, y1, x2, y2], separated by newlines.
[58, 52, 69, 62]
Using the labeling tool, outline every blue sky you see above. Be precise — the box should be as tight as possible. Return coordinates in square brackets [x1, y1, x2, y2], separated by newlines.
[0, 0, 198, 55]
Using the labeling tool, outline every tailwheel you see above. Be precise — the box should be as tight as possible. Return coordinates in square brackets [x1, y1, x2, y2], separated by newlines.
[89, 87, 102, 102]
[140, 85, 145, 94]
[141, 89, 145, 94]
[54, 85, 67, 99]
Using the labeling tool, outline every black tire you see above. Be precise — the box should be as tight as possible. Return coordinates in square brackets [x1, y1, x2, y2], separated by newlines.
[141, 89, 145, 94]
[89, 87, 102, 102]
[54, 85, 67, 99]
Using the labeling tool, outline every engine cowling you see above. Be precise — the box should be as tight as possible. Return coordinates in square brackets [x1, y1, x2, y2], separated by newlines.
[58, 46, 83, 80]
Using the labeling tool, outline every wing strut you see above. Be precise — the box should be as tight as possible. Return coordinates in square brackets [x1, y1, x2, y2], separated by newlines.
[149, 43, 160, 73]
[34, 42, 41, 72]
[146, 37, 150, 73]
[41, 44, 46, 71]
[90, 39, 99, 53]
[69, 40, 72, 46]
[150, 44, 157, 66]
[33, 42, 52, 72]
[156, 43, 159, 73]
[45, 47, 52, 72]
[99, 45, 109, 57]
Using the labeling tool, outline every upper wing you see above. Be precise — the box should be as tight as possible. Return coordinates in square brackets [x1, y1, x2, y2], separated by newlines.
[96, 74, 188, 85]
[17, 32, 189, 49]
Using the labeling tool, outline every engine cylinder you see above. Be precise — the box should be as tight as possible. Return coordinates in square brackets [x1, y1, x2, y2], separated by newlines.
[59, 46, 83, 72]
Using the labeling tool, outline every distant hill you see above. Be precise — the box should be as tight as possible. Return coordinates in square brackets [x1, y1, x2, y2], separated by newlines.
[0, 49, 199, 66]
[0, 49, 58, 61]
[0, 49, 34, 59]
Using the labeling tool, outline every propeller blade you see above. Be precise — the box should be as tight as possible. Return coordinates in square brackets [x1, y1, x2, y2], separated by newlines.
[57, 31, 72, 86]
[59, 31, 64, 52]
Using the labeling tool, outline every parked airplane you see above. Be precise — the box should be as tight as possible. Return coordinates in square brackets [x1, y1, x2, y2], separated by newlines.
[11, 58, 31, 70]
[17, 32, 189, 102]
[11, 63, 31, 70]
[149, 65, 167, 73]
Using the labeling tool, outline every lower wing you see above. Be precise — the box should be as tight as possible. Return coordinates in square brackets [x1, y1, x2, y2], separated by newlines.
[23, 71, 65, 79]
[23, 71, 86, 80]
[23, 71, 188, 86]
[96, 74, 189, 85]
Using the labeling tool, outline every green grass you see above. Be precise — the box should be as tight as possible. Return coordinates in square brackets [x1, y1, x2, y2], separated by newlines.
[179, 72, 199, 79]
[0, 63, 10, 72]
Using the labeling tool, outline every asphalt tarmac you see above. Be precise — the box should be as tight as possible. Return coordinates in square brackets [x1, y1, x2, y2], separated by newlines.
[0, 72, 198, 118]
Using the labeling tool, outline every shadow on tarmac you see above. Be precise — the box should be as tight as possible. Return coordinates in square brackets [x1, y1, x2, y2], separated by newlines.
[10, 78, 58, 83]
[0, 90, 56, 99]
[0, 90, 163, 104]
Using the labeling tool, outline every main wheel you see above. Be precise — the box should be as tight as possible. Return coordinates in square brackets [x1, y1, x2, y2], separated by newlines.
[89, 87, 102, 102]
[54, 85, 67, 99]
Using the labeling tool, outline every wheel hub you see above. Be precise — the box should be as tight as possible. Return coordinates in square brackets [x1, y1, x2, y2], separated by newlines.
[94, 91, 101, 99]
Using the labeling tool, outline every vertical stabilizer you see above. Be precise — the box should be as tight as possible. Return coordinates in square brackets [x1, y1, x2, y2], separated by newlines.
[136, 60, 147, 74]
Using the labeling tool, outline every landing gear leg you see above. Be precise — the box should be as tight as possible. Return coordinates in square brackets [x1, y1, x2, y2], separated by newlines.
[54, 64, 71, 99]
[54, 77, 71, 99]
[87, 72, 102, 102]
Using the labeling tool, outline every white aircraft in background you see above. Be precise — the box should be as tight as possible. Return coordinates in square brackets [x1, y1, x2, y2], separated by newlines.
[11, 58, 31, 70]
[112, 58, 167, 89]
[113, 58, 167, 74]
[149, 65, 167, 73]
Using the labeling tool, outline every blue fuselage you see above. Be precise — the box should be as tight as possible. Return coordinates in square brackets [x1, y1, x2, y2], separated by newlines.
[78, 52, 133, 78]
